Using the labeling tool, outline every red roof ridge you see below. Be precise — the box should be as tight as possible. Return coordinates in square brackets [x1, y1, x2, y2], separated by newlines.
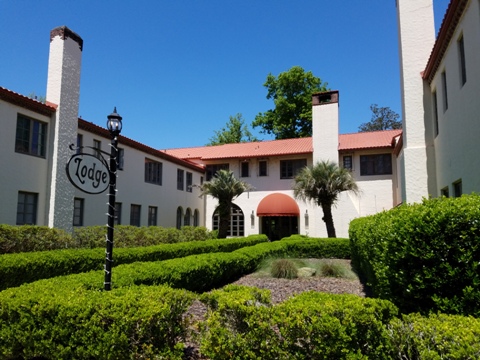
[0, 86, 57, 116]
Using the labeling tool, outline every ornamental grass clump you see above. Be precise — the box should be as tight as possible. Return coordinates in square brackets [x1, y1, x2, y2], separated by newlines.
[270, 259, 298, 279]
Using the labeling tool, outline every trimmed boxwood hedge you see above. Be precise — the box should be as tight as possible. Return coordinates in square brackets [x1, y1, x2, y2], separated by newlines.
[350, 194, 480, 316]
[0, 235, 268, 291]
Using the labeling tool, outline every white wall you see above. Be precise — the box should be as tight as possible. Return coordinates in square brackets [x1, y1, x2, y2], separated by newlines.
[75, 129, 205, 228]
[429, 0, 480, 196]
[0, 100, 53, 225]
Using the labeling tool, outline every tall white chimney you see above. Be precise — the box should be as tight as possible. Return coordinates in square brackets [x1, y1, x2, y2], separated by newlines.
[45, 26, 83, 232]
[312, 90, 340, 164]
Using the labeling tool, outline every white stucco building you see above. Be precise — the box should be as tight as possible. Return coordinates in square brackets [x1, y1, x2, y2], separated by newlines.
[1, 0, 478, 239]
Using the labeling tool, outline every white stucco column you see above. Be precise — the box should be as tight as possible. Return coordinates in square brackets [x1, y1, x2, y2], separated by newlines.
[312, 91, 339, 164]
[396, 0, 435, 203]
[46, 26, 83, 232]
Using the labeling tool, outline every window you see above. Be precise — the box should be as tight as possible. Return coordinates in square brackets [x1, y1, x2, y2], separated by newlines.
[241, 162, 249, 177]
[114, 203, 122, 225]
[206, 164, 229, 181]
[343, 155, 353, 171]
[280, 159, 307, 179]
[177, 169, 184, 190]
[441, 71, 448, 111]
[73, 198, 84, 226]
[186, 172, 193, 192]
[176, 207, 183, 229]
[360, 154, 392, 176]
[212, 204, 244, 237]
[453, 180, 462, 198]
[458, 35, 467, 86]
[16, 192, 38, 225]
[130, 204, 141, 226]
[184, 208, 191, 226]
[193, 209, 199, 226]
[15, 115, 47, 157]
[441, 187, 449, 198]
[145, 159, 162, 185]
[93, 139, 102, 159]
[258, 160, 268, 176]
[76, 134, 83, 154]
[433, 90, 439, 137]
[117, 148, 124, 170]
[148, 206, 157, 226]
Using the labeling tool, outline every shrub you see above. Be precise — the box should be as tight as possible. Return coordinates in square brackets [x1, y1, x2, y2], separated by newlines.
[0, 284, 195, 359]
[199, 286, 398, 359]
[270, 259, 298, 279]
[0, 235, 268, 291]
[350, 194, 480, 316]
[0, 225, 74, 254]
[388, 313, 480, 359]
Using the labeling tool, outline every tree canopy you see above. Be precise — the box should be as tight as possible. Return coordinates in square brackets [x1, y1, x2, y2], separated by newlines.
[358, 104, 401, 132]
[252, 66, 329, 139]
[207, 114, 258, 146]
[293, 160, 358, 238]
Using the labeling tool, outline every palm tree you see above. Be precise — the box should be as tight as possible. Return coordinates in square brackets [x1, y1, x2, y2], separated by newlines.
[199, 169, 253, 239]
[293, 160, 359, 238]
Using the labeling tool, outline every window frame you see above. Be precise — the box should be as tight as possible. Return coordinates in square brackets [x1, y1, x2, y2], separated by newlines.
[280, 159, 307, 179]
[258, 160, 268, 177]
[177, 169, 184, 191]
[186, 172, 193, 192]
[130, 204, 141, 227]
[360, 154, 392, 176]
[343, 155, 353, 171]
[433, 90, 439, 137]
[205, 164, 229, 181]
[441, 71, 448, 112]
[114, 202, 122, 225]
[240, 162, 249, 178]
[93, 139, 102, 159]
[15, 114, 47, 157]
[458, 34, 467, 86]
[453, 180, 462, 198]
[144, 159, 163, 185]
[73, 198, 84, 226]
[148, 206, 157, 226]
[16, 191, 38, 225]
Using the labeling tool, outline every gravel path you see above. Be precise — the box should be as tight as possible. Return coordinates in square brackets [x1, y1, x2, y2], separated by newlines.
[183, 261, 367, 359]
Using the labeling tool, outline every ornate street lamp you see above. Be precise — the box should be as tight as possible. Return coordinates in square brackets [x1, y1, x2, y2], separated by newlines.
[104, 107, 122, 291]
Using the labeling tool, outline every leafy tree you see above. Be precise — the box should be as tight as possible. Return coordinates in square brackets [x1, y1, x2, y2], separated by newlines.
[252, 66, 328, 139]
[358, 104, 401, 132]
[198, 170, 253, 239]
[207, 114, 258, 146]
[293, 160, 358, 238]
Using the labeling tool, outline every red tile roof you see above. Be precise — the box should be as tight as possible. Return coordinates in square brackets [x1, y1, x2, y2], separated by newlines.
[162, 137, 313, 160]
[0, 86, 57, 116]
[338, 129, 402, 151]
[163, 129, 403, 161]
[78, 119, 205, 172]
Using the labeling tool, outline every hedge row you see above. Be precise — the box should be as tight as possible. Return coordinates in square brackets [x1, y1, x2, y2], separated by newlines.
[0, 235, 268, 291]
[349, 194, 480, 316]
[2, 237, 480, 359]
[0, 284, 195, 359]
[0, 225, 216, 254]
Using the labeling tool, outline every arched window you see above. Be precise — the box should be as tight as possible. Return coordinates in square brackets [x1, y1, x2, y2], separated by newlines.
[184, 208, 191, 226]
[212, 203, 244, 237]
[176, 207, 183, 229]
[193, 209, 199, 227]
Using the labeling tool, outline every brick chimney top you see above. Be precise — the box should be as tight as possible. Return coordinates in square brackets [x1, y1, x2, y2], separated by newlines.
[50, 26, 83, 51]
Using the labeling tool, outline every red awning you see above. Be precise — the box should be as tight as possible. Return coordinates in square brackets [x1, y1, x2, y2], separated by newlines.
[257, 193, 300, 217]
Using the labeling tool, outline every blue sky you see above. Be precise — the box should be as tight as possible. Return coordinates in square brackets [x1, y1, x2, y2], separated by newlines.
[1, 0, 450, 149]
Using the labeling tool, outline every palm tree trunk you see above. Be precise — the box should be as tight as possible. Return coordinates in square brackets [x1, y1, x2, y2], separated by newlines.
[218, 216, 229, 239]
[321, 204, 337, 238]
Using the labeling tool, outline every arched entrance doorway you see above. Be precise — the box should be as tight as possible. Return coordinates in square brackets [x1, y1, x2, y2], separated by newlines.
[257, 193, 300, 240]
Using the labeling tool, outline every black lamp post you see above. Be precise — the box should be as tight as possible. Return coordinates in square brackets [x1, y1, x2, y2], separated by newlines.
[104, 107, 122, 291]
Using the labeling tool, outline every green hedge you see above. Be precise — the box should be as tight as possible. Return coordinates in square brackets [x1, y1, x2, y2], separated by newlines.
[0, 225, 75, 254]
[0, 235, 268, 291]
[0, 284, 195, 359]
[199, 285, 398, 359]
[350, 194, 480, 316]
[73, 225, 216, 248]
[388, 313, 480, 359]
[0, 225, 217, 254]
